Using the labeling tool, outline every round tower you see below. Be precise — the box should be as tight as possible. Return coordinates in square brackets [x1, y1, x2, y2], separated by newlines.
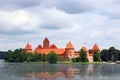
[81, 46, 89, 58]
[65, 41, 74, 61]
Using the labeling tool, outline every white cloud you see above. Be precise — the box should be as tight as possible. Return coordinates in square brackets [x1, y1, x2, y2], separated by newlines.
[0, 10, 40, 32]
[0, 0, 120, 51]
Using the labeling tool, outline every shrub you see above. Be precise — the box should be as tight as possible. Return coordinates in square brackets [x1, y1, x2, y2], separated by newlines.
[48, 51, 58, 64]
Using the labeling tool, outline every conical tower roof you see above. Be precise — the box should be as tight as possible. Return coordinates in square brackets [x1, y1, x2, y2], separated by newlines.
[81, 46, 88, 51]
[92, 44, 100, 51]
[66, 41, 74, 49]
[25, 43, 32, 50]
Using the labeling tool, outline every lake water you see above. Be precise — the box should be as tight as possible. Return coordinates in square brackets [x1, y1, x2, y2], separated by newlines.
[0, 60, 120, 80]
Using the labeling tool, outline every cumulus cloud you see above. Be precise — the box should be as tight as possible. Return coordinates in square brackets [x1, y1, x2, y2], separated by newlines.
[0, 10, 41, 34]
[0, 0, 120, 51]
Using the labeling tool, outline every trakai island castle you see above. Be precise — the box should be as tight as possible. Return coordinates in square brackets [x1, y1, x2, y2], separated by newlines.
[24, 38, 100, 62]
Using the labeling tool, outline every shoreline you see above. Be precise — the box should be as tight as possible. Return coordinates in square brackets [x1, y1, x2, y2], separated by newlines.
[2, 59, 119, 64]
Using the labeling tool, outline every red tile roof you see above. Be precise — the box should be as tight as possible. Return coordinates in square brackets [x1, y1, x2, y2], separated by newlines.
[92, 44, 100, 51]
[81, 46, 88, 51]
[33, 45, 43, 52]
[50, 44, 57, 49]
[25, 43, 32, 50]
[66, 41, 74, 48]
[33, 48, 65, 55]
[37, 45, 43, 49]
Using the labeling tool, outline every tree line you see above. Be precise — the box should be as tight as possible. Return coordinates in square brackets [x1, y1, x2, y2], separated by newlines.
[3, 46, 120, 63]
[5, 48, 58, 63]
[0, 51, 6, 59]
[100, 46, 120, 62]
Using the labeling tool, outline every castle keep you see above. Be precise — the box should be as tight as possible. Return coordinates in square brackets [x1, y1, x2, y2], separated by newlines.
[24, 38, 100, 62]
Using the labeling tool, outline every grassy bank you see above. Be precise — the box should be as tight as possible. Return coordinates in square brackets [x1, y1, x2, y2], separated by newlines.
[4, 59, 104, 64]
[72, 62, 103, 64]
[22, 61, 104, 64]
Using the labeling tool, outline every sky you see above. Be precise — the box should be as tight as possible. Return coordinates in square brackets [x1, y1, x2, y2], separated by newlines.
[0, 0, 120, 51]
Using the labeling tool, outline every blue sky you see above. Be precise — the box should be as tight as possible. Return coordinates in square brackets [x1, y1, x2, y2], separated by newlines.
[0, 0, 120, 51]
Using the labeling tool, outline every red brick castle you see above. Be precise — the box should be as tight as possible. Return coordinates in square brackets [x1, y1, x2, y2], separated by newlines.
[24, 38, 100, 62]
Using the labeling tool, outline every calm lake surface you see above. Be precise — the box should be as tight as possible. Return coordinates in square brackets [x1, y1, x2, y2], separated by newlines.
[0, 60, 120, 80]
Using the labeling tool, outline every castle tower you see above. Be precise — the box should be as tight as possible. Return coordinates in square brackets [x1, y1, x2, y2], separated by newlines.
[43, 37, 50, 49]
[92, 44, 100, 51]
[65, 41, 74, 61]
[91, 43, 100, 55]
[89, 44, 100, 62]
[81, 46, 89, 57]
[24, 43, 32, 53]
[80, 46, 93, 62]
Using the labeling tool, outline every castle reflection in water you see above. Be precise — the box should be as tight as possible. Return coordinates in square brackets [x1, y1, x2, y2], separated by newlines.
[1, 62, 120, 80]
[24, 64, 120, 80]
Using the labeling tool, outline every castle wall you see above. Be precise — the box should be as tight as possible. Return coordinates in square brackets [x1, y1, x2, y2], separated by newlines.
[88, 56, 93, 62]
[24, 38, 100, 62]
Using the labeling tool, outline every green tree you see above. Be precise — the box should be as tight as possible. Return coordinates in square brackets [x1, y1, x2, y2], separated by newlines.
[5, 48, 27, 62]
[0, 51, 6, 59]
[47, 51, 58, 64]
[100, 47, 120, 62]
[26, 53, 33, 62]
[19, 49, 27, 62]
[117, 50, 120, 61]
[93, 50, 100, 62]
[5, 50, 14, 62]
[108, 47, 116, 61]
[71, 58, 76, 62]
[80, 49, 89, 62]
[100, 49, 109, 62]
[32, 52, 42, 62]
[41, 53, 47, 62]
[76, 57, 81, 62]
[112, 50, 118, 62]
[13, 48, 27, 62]
[71, 57, 81, 63]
